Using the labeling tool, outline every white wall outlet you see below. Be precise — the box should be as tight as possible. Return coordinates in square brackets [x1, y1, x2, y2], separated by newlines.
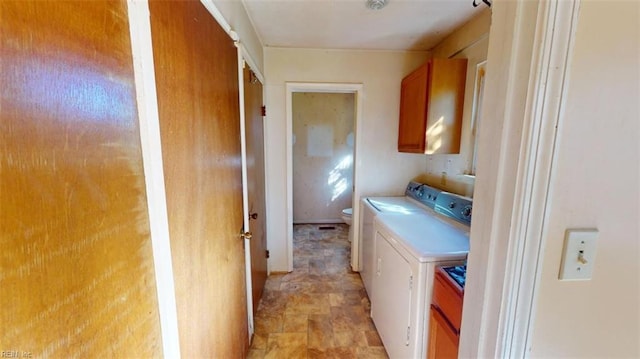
[558, 229, 598, 281]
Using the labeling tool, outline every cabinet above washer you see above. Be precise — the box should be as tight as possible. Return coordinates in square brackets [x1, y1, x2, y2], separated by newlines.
[398, 58, 468, 154]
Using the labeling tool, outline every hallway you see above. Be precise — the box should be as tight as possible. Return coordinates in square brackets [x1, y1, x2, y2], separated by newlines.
[248, 224, 388, 358]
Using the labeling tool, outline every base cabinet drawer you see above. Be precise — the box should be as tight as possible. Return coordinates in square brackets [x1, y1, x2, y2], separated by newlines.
[427, 306, 459, 359]
[432, 271, 463, 331]
[428, 267, 464, 358]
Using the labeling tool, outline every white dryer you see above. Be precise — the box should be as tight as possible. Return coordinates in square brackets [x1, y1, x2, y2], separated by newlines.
[358, 182, 442, 296]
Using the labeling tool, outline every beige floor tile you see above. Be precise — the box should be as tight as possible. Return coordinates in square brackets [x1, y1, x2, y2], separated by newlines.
[265, 332, 308, 359]
[308, 347, 357, 359]
[246, 349, 265, 359]
[356, 346, 389, 359]
[285, 292, 331, 315]
[333, 330, 368, 347]
[264, 346, 307, 359]
[250, 332, 267, 350]
[254, 313, 283, 334]
[254, 224, 387, 359]
[266, 332, 307, 349]
[283, 314, 308, 332]
[329, 293, 343, 306]
[308, 314, 335, 349]
[331, 305, 376, 332]
[364, 330, 384, 347]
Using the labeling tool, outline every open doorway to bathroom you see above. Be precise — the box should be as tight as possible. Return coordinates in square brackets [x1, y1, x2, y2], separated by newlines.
[291, 92, 355, 272]
[292, 92, 355, 225]
[285, 83, 364, 273]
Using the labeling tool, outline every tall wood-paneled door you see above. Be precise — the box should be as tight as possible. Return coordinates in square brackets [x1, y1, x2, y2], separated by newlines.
[243, 67, 268, 315]
[1, 1, 163, 357]
[149, 0, 249, 357]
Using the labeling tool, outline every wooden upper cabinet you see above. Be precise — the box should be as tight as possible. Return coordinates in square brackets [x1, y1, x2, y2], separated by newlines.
[398, 58, 468, 154]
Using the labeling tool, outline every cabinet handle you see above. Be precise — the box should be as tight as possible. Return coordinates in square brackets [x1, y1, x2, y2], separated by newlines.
[376, 257, 381, 276]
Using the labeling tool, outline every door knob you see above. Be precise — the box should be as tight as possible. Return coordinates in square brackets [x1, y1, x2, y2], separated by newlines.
[250, 212, 258, 220]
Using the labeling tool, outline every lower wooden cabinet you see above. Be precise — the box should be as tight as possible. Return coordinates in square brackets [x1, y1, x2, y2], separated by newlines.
[428, 267, 464, 358]
[428, 306, 460, 359]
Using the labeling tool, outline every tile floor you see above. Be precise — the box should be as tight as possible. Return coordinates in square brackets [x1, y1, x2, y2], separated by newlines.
[248, 224, 389, 359]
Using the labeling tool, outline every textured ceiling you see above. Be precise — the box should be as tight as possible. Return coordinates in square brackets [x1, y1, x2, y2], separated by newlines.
[241, 0, 484, 51]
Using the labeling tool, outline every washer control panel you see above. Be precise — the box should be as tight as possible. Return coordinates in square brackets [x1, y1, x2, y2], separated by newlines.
[435, 192, 473, 226]
[404, 181, 473, 226]
[405, 181, 441, 209]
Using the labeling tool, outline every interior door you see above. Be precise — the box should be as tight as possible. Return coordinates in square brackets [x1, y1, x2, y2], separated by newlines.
[1, 1, 162, 356]
[149, 1, 248, 357]
[243, 67, 268, 314]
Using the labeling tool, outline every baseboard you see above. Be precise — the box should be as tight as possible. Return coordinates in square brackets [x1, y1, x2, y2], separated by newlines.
[293, 219, 344, 225]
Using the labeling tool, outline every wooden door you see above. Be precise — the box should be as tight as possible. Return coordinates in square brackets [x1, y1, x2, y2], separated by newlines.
[1, 1, 162, 356]
[149, 1, 248, 357]
[243, 67, 268, 314]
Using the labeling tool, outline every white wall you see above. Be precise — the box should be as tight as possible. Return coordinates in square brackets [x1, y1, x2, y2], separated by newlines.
[528, 1, 639, 356]
[264, 48, 429, 272]
[211, 0, 264, 74]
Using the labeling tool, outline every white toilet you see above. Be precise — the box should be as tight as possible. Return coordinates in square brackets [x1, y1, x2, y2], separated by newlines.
[341, 208, 353, 242]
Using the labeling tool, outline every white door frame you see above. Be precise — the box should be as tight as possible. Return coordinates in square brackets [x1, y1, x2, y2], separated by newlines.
[127, 1, 181, 357]
[460, 0, 580, 357]
[236, 44, 265, 341]
[285, 83, 364, 272]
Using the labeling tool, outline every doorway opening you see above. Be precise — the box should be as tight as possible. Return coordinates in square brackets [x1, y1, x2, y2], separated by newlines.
[292, 92, 355, 224]
[285, 83, 364, 272]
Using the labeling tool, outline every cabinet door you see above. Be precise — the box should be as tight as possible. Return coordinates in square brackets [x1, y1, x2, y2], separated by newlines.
[397, 58, 467, 154]
[427, 306, 459, 359]
[398, 63, 429, 153]
[372, 232, 414, 359]
[424, 58, 467, 154]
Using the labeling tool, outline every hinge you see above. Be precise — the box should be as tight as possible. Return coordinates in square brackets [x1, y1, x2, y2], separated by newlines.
[406, 326, 411, 343]
[261, 105, 266, 117]
[409, 275, 413, 290]
[265, 250, 270, 259]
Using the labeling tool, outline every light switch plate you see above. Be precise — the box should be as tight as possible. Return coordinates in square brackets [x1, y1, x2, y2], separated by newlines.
[559, 229, 598, 281]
